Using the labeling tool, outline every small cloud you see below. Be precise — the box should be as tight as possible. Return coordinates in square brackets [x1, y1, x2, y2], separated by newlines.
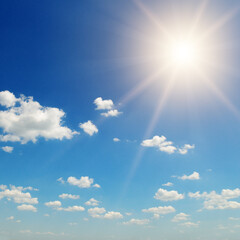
[45, 201, 62, 207]
[172, 213, 190, 222]
[125, 212, 132, 216]
[67, 176, 100, 189]
[101, 110, 122, 117]
[113, 138, 120, 142]
[123, 218, 150, 225]
[59, 193, 80, 200]
[178, 144, 195, 154]
[162, 182, 173, 187]
[180, 221, 199, 227]
[6, 216, 14, 221]
[2, 146, 13, 153]
[57, 177, 65, 184]
[178, 171, 200, 180]
[154, 188, 184, 201]
[85, 198, 99, 206]
[80, 121, 98, 136]
[44, 214, 50, 217]
[94, 97, 113, 110]
[57, 206, 85, 212]
[17, 204, 37, 212]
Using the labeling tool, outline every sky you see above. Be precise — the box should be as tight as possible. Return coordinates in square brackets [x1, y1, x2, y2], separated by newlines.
[1, 0, 240, 239]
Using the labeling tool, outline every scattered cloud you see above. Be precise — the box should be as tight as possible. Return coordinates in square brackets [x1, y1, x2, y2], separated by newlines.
[101, 110, 122, 117]
[45, 201, 62, 207]
[2, 146, 13, 153]
[94, 97, 113, 110]
[154, 188, 184, 201]
[57, 206, 85, 212]
[17, 204, 37, 212]
[79, 121, 98, 136]
[123, 218, 150, 225]
[0, 91, 78, 143]
[6, 216, 14, 221]
[57, 177, 65, 184]
[178, 171, 200, 180]
[85, 198, 99, 206]
[142, 206, 175, 219]
[59, 193, 80, 200]
[67, 176, 100, 189]
[189, 188, 240, 210]
[0, 185, 38, 204]
[88, 207, 106, 218]
[172, 213, 190, 222]
[113, 137, 120, 142]
[141, 135, 194, 154]
[88, 207, 123, 219]
[180, 221, 199, 227]
[104, 211, 123, 219]
[162, 182, 173, 187]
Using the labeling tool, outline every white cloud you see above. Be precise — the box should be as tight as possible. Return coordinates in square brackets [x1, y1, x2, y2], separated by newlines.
[94, 97, 113, 110]
[88, 207, 106, 218]
[0, 184, 7, 190]
[101, 110, 122, 117]
[67, 176, 100, 188]
[162, 182, 173, 187]
[0, 185, 38, 204]
[181, 221, 199, 227]
[57, 177, 65, 184]
[189, 188, 240, 210]
[17, 204, 37, 212]
[79, 121, 98, 136]
[104, 211, 123, 219]
[178, 171, 200, 180]
[154, 188, 184, 201]
[7, 216, 14, 220]
[2, 146, 13, 153]
[142, 206, 176, 216]
[85, 198, 99, 206]
[0, 90, 17, 108]
[88, 207, 122, 219]
[178, 144, 195, 154]
[45, 201, 62, 207]
[59, 193, 80, 200]
[141, 135, 194, 154]
[123, 218, 150, 225]
[57, 206, 85, 212]
[0, 91, 78, 143]
[172, 213, 189, 222]
[113, 137, 120, 142]
[93, 183, 101, 188]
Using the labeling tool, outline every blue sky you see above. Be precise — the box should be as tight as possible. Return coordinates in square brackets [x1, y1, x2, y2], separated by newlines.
[1, 0, 240, 239]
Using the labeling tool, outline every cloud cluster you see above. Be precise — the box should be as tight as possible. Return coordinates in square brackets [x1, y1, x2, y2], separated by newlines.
[141, 135, 194, 154]
[189, 188, 240, 210]
[0, 91, 77, 144]
[94, 97, 122, 117]
[85, 198, 99, 206]
[88, 207, 123, 219]
[154, 188, 184, 201]
[67, 176, 100, 189]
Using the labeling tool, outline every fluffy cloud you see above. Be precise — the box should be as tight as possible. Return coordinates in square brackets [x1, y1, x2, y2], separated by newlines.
[79, 121, 98, 136]
[94, 97, 113, 110]
[17, 204, 37, 212]
[57, 206, 85, 212]
[59, 193, 80, 200]
[45, 201, 62, 207]
[88, 207, 123, 219]
[2, 146, 13, 153]
[123, 218, 150, 225]
[162, 182, 173, 187]
[0, 185, 38, 204]
[101, 110, 122, 117]
[0, 91, 77, 143]
[0, 90, 17, 108]
[113, 137, 120, 142]
[172, 213, 190, 222]
[189, 188, 240, 210]
[154, 188, 184, 201]
[67, 176, 100, 189]
[85, 198, 99, 206]
[141, 135, 194, 154]
[142, 206, 176, 216]
[178, 171, 200, 180]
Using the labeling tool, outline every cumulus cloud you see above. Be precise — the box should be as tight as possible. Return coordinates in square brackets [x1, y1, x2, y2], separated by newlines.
[154, 188, 184, 201]
[2, 146, 13, 153]
[0, 91, 78, 143]
[57, 206, 85, 212]
[45, 201, 62, 207]
[162, 182, 173, 187]
[113, 138, 120, 142]
[178, 171, 200, 180]
[85, 198, 99, 206]
[17, 204, 37, 212]
[172, 213, 190, 222]
[189, 188, 240, 210]
[141, 135, 194, 154]
[0, 185, 38, 204]
[59, 193, 80, 200]
[123, 218, 150, 225]
[88, 207, 123, 219]
[142, 206, 176, 217]
[101, 110, 122, 117]
[79, 121, 98, 136]
[181, 221, 199, 227]
[67, 176, 100, 189]
[94, 97, 113, 110]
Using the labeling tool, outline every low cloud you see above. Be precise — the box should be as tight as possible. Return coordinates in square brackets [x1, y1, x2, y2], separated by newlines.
[67, 176, 100, 189]
[79, 121, 98, 136]
[178, 171, 200, 180]
[154, 188, 184, 201]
